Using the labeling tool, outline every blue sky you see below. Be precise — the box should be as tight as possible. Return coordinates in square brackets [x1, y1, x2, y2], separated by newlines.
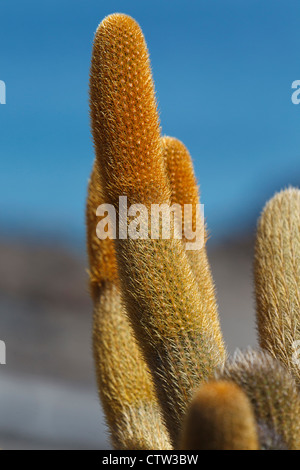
[0, 0, 300, 245]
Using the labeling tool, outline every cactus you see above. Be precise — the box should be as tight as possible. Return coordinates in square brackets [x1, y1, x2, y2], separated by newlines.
[180, 380, 259, 450]
[87, 13, 300, 450]
[254, 188, 300, 387]
[86, 163, 171, 449]
[89, 13, 225, 447]
[162, 136, 225, 357]
[218, 349, 300, 450]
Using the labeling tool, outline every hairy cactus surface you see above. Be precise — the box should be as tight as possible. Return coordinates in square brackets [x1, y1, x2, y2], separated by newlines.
[180, 381, 259, 450]
[87, 13, 300, 450]
[161, 136, 225, 357]
[255, 188, 300, 387]
[86, 164, 171, 449]
[218, 350, 300, 449]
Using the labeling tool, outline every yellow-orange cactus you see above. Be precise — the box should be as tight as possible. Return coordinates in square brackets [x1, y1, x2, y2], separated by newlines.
[162, 136, 225, 358]
[90, 13, 225, 447]
[87, 12, 300, 450]
[90, 13, 169, 208]
[86, 164, 171, 450]
[255, 188, 300, 387]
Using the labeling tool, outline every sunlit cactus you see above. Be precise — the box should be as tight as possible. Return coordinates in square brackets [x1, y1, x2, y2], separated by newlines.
[89, 13, 224, 447]
[87, 12, 300, 450]
[162, 136, 225, 359]
[86, 163, 171, 450]
[254, 188, 300, 387]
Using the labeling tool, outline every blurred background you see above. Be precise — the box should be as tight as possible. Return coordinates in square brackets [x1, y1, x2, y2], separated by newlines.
[0, 0, 299, 449]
